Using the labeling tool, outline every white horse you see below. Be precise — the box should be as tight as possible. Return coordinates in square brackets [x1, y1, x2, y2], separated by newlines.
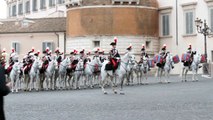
[44, 59, 58, 90]
[126, 55, 136, 86]
[29, 58, 42, 91]
[10, 61, 22, 93]
[139, 56, 150, 85]
[181, 53, 201, 82]
[84, 56, 102, 89]
[157, 53, 174, 83]
[73, 59, 84, 90]
[58, 57, 71, 90]
[101, 52, 133, 94]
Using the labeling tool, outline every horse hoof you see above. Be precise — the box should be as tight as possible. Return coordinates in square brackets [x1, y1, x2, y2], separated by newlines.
[114, 91, 117, 94]
[120, 92, 125, 95]
[104, 91, 108, 94]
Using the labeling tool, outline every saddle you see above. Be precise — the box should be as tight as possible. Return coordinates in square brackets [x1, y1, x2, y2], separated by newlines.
[105, 58, 119, 72]
[94, 64, 100, 73]
[24, 63, 32, 74]
[6, 65, 13, 74]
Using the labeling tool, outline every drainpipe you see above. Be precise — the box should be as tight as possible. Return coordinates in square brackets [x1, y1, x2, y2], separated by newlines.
[55, 32, 59, 48]
[64, 32, 66, 56]
[176, 0, 178, 46]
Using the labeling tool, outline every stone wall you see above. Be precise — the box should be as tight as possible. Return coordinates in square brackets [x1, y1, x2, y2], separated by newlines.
[67, 7, 159, 37]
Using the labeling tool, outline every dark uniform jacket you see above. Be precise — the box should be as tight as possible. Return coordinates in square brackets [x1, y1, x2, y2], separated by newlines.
[0, 64, 10, 120]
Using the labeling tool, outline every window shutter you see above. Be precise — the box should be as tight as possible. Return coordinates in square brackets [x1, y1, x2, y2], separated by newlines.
[162, 15, 169, 36]
[162, 16, 165, 36]
[42, 42, 46, 52]
[166, 15, 169, 35]
[16, 43, 20, 54]
[211, 9, 213, 31]
[189, 12, 193, 34]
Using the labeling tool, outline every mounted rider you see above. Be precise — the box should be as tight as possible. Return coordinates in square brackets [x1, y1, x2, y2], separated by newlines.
[140, 44, 150, 71]
[86, 50, 91, 62]
[6, 48, 18, 74]
[99, 49, 106, 63]
[1, 48, 7, 67]
[105, 37, 120, 72]
[79, 48, 88, 68]
[54, 47, 63, 66]
[41, 47, 52, 72]
[93, 48, 100, 59]
[23, 47, 36, 74]
[159, 44, 174, 69]
[9, 48, 16, 66]
[70, 49, 78, 71]
[183, 44, 201, 69]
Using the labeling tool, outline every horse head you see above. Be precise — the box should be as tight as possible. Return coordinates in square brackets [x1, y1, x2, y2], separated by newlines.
[33, 58, 42, 70]
[13, 62, 21, 74]
[76, 59, 84, 71]
[165, 52, 174, 68]
[122, 51, 133, 64]
[193, 53, 201, 64]
[93, 56, 102, 67]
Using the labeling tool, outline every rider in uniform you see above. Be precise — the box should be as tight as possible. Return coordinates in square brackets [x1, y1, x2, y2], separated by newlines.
[70, 49, 78, 71]
[55, 48, 63, 66]
[140, 44, 150, 71]
[159, 44, 174, 69]
[99, 49, 106, 63]
[106, 37, 120, 72]
[1, 48, 7, 67]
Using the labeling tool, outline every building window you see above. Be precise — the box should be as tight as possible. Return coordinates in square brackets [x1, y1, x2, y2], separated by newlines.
[57, 0, 64, 4]
[49, 0, 55, 7]
[162, 14, 170, 36]
[209, 8, 213, 32]
[42, 42, 53, 52]
[40, 0, 46, 10]
[25, 1, 30, 13]
[12, 42, 20, 54]
[145, 41, 151, 49]
[33, 0, 38, 11]
[18, 3, 23, 15]
[185, 10, 194, 35]
[212, 51, 213, 62]
[93, 41, 100, 47]
[12, 5, 17, 16]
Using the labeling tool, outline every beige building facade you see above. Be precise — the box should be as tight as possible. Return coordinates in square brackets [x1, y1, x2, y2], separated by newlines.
[0, 17, 66, 64]
[158, 0, 213, 74]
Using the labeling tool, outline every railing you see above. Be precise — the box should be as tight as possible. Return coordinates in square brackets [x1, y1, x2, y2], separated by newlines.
[65, 0, 82, 7]
[112, 0, 140, 5]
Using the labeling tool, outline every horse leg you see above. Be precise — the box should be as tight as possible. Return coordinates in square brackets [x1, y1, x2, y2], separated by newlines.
[101, 72, 107, 94]
[164, 70, 168, 83]
[195, 69, 198, 81]
[120, 76, 125, 95]
[54, 71, 58, 90]
[181, 68, 185, 82]
[110, 76, 117, 94]
[67, 74, 71, 90]
[145, 72, 148, 85]
[130, 71, 134, 85]
[11, 77, 14, 93]
[29, 76, 33, 92]
[185, 69, 188, 82]
[192, 69, 195, 81]
[15, 75, 19, 92]
[46, 77, 49, 90]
